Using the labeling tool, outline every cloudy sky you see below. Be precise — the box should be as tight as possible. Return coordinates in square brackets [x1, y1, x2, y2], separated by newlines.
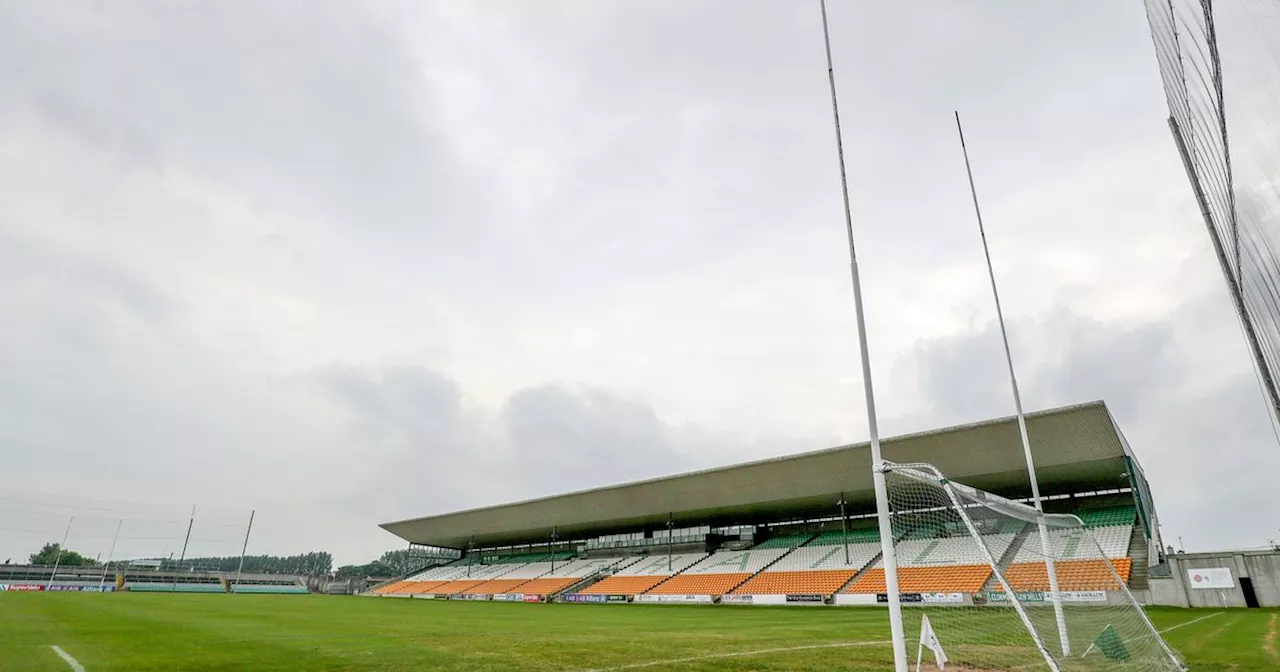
[2, 0, 1278, 566]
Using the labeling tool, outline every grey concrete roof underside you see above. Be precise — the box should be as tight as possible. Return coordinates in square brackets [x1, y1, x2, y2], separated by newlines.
[381, 400, 1134, 550]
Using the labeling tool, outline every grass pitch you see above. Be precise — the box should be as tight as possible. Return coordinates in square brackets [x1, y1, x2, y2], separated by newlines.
[0, 593, 1275, 671]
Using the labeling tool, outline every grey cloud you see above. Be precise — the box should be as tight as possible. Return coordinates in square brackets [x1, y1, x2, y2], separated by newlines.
[899, 294, 1280, 551]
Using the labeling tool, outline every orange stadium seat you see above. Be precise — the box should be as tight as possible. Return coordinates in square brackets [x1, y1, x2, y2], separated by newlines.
[843, 565, 992, 594]
[511, 578, 577, 596]
[732, 569, 857, 596]
[374, 582, 406, 594]
[1001, 558, 1131, 592]
[461, 579, 528, 595]
[426, 579, 486, 594]
[385, 581, 430, 594]
[645, 573, 750, 595]
[579, 575, 669, 595]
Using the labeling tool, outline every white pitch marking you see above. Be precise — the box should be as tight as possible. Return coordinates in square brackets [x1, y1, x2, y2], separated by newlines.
[580, 640, 891, 671]
[49, 645, 85, 672]
[1159, 611, 1224, 634]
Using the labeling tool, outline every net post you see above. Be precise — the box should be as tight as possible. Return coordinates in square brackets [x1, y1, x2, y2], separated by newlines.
[1067, 514, 1189, 671]
[926, 467, 1061, 672]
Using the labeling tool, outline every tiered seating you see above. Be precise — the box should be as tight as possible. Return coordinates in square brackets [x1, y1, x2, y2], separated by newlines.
[1001, 507, 1136, 591]
[1002, 558, 1132, 592]
[734, 542, 881, 596]
[844, 566, 993, 594]
[842, 533, 1016, 594]
[515, 557, 640, 596]
[646, 549, 789, 595]
[427, 562, 524, 594]
[1077, 506, 1136, 528]
[578, 553, 707, 595]
[808, 528, 880, 546]
[375, 560, 475, 595]
[752, 533, 814, 549]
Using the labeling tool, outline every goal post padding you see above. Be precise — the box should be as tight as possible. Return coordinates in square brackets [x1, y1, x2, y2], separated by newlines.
[879, 461, 1185, 671]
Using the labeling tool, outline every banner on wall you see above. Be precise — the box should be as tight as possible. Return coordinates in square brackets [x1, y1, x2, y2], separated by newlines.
[1187, 567, 1234, 589]
[920, 593, 964, 604]
[987, 591, 1107, 603]
[834, 594, 879, 606]
[784, 594, 824, 604]
[5, 584, 45, 592]
[879, 593, 923, 603]
[721, 595, 754, 605]
[634, 594, 712, 604]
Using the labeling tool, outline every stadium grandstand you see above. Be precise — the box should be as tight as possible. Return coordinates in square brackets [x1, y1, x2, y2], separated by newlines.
[373, 400, 1165, 605]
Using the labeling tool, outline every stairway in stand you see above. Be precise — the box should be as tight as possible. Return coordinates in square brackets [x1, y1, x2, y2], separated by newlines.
[979, 524, 1035, 594]
[1127, 524, 1149, 591]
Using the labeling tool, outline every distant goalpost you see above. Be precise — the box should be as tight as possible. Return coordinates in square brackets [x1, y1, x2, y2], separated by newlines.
[879, 461, 1186, 671]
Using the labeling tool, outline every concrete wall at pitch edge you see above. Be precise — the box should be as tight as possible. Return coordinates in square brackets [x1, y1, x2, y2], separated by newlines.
[1141, 550, 1280, 608]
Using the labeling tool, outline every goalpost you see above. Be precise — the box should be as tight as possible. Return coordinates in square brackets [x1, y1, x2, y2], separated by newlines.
[879, 461, 1186, 671]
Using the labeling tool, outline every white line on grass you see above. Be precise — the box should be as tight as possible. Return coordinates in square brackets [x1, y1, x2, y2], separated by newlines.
[579, 640, 891, 671]
[1159, 611, 1224, 634]
[49, 645, 85, 672]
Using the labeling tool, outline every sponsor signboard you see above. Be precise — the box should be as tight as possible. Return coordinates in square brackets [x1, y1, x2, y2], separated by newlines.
[834, 594, 879, 606]
[1060, 591, 1107, 603]
[562, 594, 606, 603]
[986, 591, 1107, 604]
[0, 584, 7, 592]
[6, 584, 45, 592]
[492, 594, 522, 602]
[522, 595, 542, 603]
[1188, 567, 1234, 589]
[605, 595, 627, 603]
[411, 594, 436, 600]
[47, 585, 84, 592]
[921, 593, 964, 604]
[784, 594, 824, 604]
[721, 594, 754, 605]
[634, 594, 712, 604]
[465, 593, 490, 601]
[879, 593, 923, 603]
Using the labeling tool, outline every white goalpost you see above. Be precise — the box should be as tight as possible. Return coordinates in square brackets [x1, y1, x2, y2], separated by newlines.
[881, 461, 1187, 671]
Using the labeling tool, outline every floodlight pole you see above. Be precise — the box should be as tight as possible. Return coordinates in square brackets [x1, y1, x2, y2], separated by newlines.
[99, 519, 122, 591]
[47, 515, 75, 590]
[234, 510, 255, 591]
[954, 112, 1070, 656]
[174, 505, 195, 591]
[819, 2, 907, 669]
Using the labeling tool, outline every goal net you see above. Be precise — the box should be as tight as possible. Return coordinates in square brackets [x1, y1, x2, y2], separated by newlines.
[877, 461, 1184, 671]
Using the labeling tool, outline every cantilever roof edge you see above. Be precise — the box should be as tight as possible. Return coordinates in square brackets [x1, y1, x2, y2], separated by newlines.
[381, 400, 1133, 549]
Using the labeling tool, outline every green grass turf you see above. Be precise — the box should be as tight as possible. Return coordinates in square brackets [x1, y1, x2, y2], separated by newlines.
[0, 594, 1275, 671]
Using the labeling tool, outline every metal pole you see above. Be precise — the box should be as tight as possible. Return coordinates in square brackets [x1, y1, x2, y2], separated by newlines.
[818, 2, 906, 668]
[99, 520, 122, 591]
[1169, 116, 1280, 427]
[234, 510, 255, 591]
[839, 494, 850, 565]
[937, 476, 1061, 672]
[174, 506, 195, 590]
[954, 112, 1070, 656]
[550, 526, 557, 573]
[667, 514, 674, 573]
[47, 516, 75, 590]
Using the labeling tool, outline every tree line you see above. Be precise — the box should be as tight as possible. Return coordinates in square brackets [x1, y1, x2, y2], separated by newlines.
[23, 543, 446, 579]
